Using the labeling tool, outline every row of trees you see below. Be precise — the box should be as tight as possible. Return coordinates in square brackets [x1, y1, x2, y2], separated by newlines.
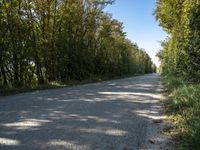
[155, 0, 200, 81]
[0, 0, 155, 88]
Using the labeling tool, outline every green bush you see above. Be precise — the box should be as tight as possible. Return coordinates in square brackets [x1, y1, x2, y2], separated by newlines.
[163, 74, 185, 91]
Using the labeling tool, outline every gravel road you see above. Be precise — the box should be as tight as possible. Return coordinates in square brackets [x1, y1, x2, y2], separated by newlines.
[0, 74, 169, 150]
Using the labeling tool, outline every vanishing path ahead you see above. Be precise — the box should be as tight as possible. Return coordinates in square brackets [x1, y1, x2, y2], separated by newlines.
[0, 74, 167, 150]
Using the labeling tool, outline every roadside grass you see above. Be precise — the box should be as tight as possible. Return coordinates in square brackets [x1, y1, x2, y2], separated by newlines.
[0, 73, 142, 97]
[163, 74, 200, 150]
[0, 84, 65, 97]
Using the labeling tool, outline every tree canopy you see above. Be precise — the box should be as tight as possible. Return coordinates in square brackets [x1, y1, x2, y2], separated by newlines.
[155, 0, 200, 81]
[0, 0, 155, 88]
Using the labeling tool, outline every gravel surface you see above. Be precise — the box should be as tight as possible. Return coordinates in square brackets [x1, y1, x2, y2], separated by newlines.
[0, 74, 170, 150]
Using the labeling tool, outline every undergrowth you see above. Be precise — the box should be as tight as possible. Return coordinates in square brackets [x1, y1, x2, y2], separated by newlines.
[0, 74, 142, 96]
[163, 74, 200, 150]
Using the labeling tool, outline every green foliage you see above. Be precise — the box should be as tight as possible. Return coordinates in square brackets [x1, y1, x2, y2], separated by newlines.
[0, 0, 155, 88]
[156, 1, 200, 148]
[165, 75, 200, 149]
[163, 74, 185, 90]
[155, 0, 200, 82]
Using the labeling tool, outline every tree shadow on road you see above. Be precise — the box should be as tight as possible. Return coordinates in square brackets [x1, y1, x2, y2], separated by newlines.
[0, 74, 166, 150]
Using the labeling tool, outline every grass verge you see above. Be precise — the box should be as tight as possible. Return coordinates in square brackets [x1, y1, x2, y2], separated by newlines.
[163, 74, 200, 150]
[0, 73, 142, 97]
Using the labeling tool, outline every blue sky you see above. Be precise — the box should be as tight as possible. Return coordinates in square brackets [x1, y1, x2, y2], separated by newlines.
[104, 0, 167, 66]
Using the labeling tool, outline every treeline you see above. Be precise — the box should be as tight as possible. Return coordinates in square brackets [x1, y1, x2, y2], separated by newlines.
[155, 0, 200, 81]
[155, 1, 200, 149]
[0, 0, 155, 88]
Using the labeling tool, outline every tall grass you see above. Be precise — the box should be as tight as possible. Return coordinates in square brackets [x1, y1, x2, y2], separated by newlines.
[164, 74, 200, 149]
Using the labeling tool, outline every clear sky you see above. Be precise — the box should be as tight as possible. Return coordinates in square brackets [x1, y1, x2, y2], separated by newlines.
[104, 0, 167, 67]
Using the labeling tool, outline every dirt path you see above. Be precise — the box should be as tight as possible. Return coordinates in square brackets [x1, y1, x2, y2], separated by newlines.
[0, 74, 169, 150]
